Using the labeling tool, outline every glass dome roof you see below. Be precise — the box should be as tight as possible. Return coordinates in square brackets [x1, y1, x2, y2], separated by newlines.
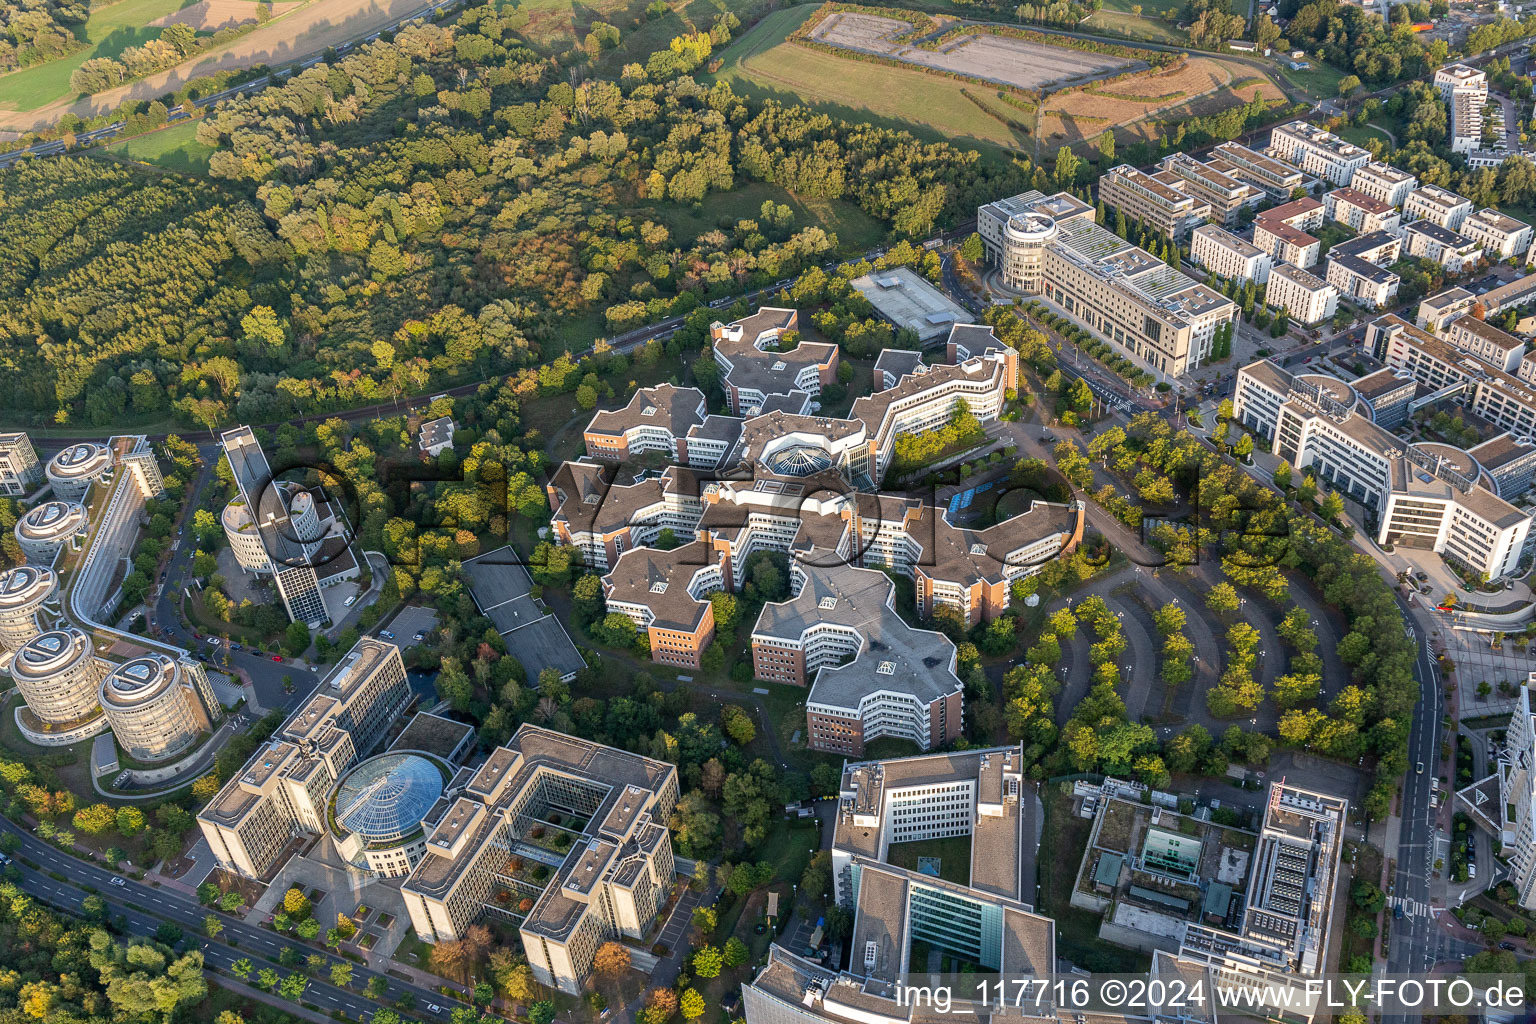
[767, 445, 833, 477]
[334, 753, 443, 842]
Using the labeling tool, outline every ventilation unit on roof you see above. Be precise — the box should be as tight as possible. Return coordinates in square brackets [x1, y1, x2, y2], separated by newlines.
[970, 543, 987, 555]
[864, 942, 878, 969]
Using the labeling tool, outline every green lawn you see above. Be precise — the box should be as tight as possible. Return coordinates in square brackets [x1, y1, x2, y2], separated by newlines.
[1334, 122, 1393, 150]
[100, 119, 212, 174]
[710, 6, 1027, 160]
[885, 834, 972, 886]
[1078, 8, 1185, 45]
[646, 181, 887, 257]
[1277, 60, 1347, 101]
[0, 0, 191, 111]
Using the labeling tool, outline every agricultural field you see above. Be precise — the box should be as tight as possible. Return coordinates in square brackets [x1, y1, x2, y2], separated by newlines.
[0, 0, 189, 111]
[711, 6, 1030, 157]
[1040, 56, 1286, 146]
[809, 11, 1139, 92]
[1079, 0, 1187, 45]
[151, 0, 302, 32]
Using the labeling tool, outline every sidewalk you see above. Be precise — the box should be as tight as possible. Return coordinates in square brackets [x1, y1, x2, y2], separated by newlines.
[212, 975, 340, 1024]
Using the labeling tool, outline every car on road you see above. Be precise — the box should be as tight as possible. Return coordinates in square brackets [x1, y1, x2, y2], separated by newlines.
[1500, 942, 1517, 950]
[414, 632, 426, 641]
[380, 630, 395, 639]
[110, 877, 126, 887]
[1469, 862, 1477, 879]
[196, 653, 209, 662]
[271, 655, 282, 662]
[207, 637, 220, 646]
[1394, 905, 1403, 919]
[230, 643, 242, 651]
[427, 1006, 443, 1015]
[1416, 761, 1424, 773]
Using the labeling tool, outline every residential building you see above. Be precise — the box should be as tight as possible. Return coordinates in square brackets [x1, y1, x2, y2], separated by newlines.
[1404, 220, 1484, 274]
[1444, 315, 1524, 372]
[1266, 262, 1338, 326]
[1209, 141, 1309, 200]
[45, 442, 112, 502]
[401, 726, 679, 995]
[1097, 163, 1211, 241]
[198, 638, 412, 879]
[1463, 208, 1533, 259]
[583, 384, 707, 464]
[1190, 224, 1273, 283]
[98, 654, 216, 763]
[1434, 62, 1488, 101]
[1234, 355, 1532, 578]
[710, 308, 838, 415]
[1331, 230, 1402, 266]
[1481, 273, 1536, 313]
[417, 416, 455, 458]
[1324, 187, 1401, 236]
[1267, 121, 1370, 185]
[1155, 152, 1264, 225]
[1492, 683, 1536, 909]
[601, 541, 722, 668]
[0, 565, 54, 653]
[1404, 185, 1473, 231]
[1417, 287, 1476, 331]
[1253, 197, 1325, 269]
[751, 564, 963, 755]
[1326, 255, 1399, 308]
[1350, 161, 1417, 209]
[0, 432, 40, 496]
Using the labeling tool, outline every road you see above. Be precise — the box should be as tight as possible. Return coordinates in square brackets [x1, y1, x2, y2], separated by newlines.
[0, 816, 468, 1021]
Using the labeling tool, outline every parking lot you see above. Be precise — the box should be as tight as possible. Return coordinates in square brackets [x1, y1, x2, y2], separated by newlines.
[381, 605, 439, 648]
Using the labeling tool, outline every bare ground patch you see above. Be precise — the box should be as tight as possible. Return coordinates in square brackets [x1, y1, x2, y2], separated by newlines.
[150, 0, 302, 31]
[1041, 57, 1285, 145]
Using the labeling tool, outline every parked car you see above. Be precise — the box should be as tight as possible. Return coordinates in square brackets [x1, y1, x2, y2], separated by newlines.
[344, 595, 357, 607]
[207, 637, 220, 646]
[380, 630, 395, 640]
[413, 632, 426, 642]
[1500, 942, 1517, 951]
[230, 643, 242, 651]
[271, 655, 282, 662]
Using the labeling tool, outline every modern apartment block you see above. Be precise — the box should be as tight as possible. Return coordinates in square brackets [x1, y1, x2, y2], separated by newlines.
[1404, 185, 1473, 231]
[1404, 220, 1484, 273]
[1417, 287, 1476, 331]
[1434, 63, 1492, 155]
[1267, 121, 1370, 186]
[1190, 224, 1273, 284]
[1326, 254, 1399, 309]
[198, 638, 412, 879]
[0, 432, 41, 496]
[710, 308, 838, 416]
[1349, 161, 1417, 209]
[601, 541, 721, 669]
[1154, 152, 1264, 225]
[1324, 187, 1401, 236]
[1266, 263, 1339, 326]
[1444, 315, 1525, 372]
[1235, 355, 1532, 578]
[751, 564, 962, 755]
[1097, 163, 1211, 240]
[221, 426, 360, 628]
[1462, 208, 1532, 259]
[1209, 141, 1310, 200]
[1252, 197, 1325, 269]
[401, 727, 679, 995]
[1435, 62, 1488, 101]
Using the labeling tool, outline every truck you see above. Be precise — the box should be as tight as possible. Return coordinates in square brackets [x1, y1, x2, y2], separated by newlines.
[804, 918, 825, 957]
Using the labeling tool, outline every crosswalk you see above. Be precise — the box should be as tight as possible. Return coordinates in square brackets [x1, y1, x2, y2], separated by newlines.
[1393, 897, 1433, 919]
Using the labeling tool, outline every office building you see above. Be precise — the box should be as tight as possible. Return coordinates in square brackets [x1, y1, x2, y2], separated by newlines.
[401, 726, 679, 995]
[872, 349, 927, 391]
[198, 638, 412, 879]
[981, 190, 1238, 376]
[0, 432, 41, 496]
[751, 564, 963, 755]
[1267, 121, 1369, 185]
[1253, 197, 1325, 269]
[1235, 354, 1532, 578]
[1404, 220, 1484, 273]
[0, 565, 55, 652]
[1154, 153, 1264, 225]
[1469, 433, 1536, 500]
[711, 309, 838, 415]
[1349, 369, 1417, 430]
[329, 751, 454, 878]
[1324, 187, 1401, 236]
[1097, 164, 1211, 240]
[1404, 185, 1473, 231]
[14, 500, 88, 565]
[602, 541, 722, 669]
[583, 384, 708, 465]
[8, 626, 109, 744]
[1350, 161, 1417, 209]
[1462, 208, 1533, 259]
[1209, 141, 1309, 200]
[98, 653, 216, 763]
[546, 463, 705, 572]
[1190, 224, 1273, 284]
[1491, 684, 1536, 911]
[1266, 263, 1338, 326]
[221, 426, 360, 628]
[45, 443, 113, 502]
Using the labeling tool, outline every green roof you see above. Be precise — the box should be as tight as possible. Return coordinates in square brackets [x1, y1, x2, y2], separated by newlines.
[1094, 852, 1124, 888]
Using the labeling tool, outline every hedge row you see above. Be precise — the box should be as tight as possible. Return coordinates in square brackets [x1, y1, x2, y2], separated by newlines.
[961, 88, 1033, 134]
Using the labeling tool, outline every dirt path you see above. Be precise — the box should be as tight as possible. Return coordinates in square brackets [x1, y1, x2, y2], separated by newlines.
[0, 0, 435, 132]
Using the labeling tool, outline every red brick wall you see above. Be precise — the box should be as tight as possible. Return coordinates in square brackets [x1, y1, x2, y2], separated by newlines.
[807, 710, 864, 756]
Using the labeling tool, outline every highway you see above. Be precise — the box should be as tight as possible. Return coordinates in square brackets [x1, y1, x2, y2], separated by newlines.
[1, 815, 466, 1021]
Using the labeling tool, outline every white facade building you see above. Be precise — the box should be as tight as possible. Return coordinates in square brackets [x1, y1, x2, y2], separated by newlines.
[1267, 121, 1370, 186]
[1403, 185, 1473, 231]
[1190, 224, 1273, 283]
[1266, 263, 1339, 326]
[1349, 161, 1417, 209]
[1462, 208, 1533, 259]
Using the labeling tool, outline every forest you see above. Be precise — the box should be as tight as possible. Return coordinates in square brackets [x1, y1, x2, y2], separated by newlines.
[0, 4, 1028, 430]
[0, 0, 85, 71]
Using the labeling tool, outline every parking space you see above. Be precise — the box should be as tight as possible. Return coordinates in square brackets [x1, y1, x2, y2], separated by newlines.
[381, 605, 439, 648]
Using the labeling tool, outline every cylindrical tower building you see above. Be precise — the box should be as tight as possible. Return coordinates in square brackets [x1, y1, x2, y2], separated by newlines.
[0, 565, 56, 652]
[99, 654, 207, 762]
[999, 212, 1060, 293]
[9, 626, 107, 739]
[46, 443, 113, 502]
[14, 500, 88, 565]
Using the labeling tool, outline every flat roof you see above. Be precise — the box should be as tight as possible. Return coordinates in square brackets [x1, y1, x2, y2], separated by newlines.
[849, 266, 973, 342]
